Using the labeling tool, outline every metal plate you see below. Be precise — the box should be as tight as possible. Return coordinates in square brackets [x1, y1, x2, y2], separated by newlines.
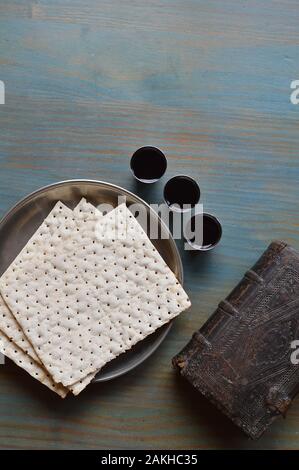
[0, 179, 183, 382]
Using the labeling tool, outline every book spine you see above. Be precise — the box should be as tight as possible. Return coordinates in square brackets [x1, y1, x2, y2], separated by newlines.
[173, 240, 288, 371]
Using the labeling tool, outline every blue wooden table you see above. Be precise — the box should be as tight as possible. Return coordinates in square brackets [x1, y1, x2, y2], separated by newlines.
[0, 0, 299, 450]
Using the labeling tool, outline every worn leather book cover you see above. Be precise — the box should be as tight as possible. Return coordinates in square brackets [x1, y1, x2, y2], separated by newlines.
[173, 241, 299, 439]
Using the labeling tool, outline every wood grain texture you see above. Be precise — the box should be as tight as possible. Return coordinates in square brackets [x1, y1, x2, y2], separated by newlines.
[0, 0, 299, 450]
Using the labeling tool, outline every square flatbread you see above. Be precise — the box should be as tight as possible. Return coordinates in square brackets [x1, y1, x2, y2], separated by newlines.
[0, 200, 100, 395]
[0, 201, 87, 364]
[0, 313, 68, 398]
[73, 201, 191, 361]
[0, 293, 40, 362]
[0, 199, 190, 387]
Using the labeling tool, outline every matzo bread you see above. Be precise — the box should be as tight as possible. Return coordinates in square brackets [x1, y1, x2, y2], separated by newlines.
[0, 199, 100, 395]
[0, 200, 93, 365]
[0, 199, 108, 387]
[0, 200, 77, 364]
[0, 200, 75, 365]
[0, 293, 40, 362]
[0, 324, 68, 398]
[65, 201, 191, 386]
[0, 198, 190, 387]
[75, 200, 191, 327]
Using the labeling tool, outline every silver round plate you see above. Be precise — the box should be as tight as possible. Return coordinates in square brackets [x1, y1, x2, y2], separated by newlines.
[0, 179, 183, 382]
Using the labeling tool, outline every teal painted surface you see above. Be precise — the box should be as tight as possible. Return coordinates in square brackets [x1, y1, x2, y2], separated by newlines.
[0, 0, 299, 449]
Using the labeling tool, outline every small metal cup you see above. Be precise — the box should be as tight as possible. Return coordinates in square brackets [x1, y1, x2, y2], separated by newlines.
[184, 212, 222, 251]
[130, 146, 167, 183]
[163, 175, 200, 212]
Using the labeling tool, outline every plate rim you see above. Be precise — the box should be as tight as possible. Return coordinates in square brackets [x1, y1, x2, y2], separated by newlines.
[0, 179, 184, 382]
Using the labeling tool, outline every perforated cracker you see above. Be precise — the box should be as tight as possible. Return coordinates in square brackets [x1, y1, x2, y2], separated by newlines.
[0, 200, 82, 368]
[0, 199, 103, 393]
[0, 202, 78, 379]
[0, 199, 110, 386]
[62, 200, 190, 385]
[0, 308, 68, 398]
[0, 200, 100, 395]
[0, 198, 190, 388]
[65, 201, 191, 385]
[0, 200, 76, 360]
[0, 293, 40, 362]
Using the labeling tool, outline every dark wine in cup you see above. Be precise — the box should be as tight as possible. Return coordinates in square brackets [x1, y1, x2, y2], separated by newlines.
[130, 146, 167, 183]
[185, 213, 222, 251]
[163, 175, 200, 212]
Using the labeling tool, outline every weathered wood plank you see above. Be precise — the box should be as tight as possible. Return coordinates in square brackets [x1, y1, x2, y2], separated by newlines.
[0, 0, 298, 450]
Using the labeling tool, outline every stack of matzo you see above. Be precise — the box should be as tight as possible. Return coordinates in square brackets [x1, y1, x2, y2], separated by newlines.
[0, 198, 191, 397]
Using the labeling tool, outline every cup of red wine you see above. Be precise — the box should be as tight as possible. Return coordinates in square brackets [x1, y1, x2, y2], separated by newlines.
[185, 212, 222, 251]
[130, 146, 167, 183]
[163, 175, 200, 212]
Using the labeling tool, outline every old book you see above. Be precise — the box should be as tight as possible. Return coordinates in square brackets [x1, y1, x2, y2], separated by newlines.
[173, 240, 299, 439]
